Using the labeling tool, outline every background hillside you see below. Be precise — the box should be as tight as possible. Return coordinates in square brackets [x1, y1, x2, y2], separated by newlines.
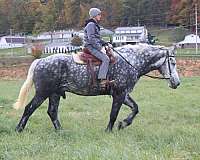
[0, 0, 199, 35]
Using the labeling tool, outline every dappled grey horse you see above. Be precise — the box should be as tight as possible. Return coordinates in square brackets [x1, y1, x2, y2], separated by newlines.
[14, 44, 180, 132]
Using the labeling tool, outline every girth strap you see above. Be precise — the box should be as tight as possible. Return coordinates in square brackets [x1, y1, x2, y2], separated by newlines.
[86, 59, 96, 86]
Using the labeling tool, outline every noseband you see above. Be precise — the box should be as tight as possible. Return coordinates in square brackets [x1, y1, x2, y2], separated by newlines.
[145, 51, 175, 80]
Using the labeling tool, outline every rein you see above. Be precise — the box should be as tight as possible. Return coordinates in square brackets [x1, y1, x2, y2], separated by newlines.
[111, 47, 173, 80]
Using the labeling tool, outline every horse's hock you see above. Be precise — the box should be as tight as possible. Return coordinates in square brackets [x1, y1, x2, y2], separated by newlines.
[0, 57, 199, 79]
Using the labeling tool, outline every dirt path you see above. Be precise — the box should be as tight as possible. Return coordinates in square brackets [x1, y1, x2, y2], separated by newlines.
[0, 64, 29, 80]
[0, 58, 199, 80]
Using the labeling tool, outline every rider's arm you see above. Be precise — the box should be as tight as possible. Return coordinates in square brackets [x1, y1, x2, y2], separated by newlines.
[86, 22, 102, 50]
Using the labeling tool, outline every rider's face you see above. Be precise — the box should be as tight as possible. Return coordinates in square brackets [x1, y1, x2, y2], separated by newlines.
[95, 14, 101, 22]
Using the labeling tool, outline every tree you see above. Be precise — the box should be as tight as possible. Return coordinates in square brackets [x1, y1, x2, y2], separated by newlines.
[63, 0, 74, 28]
[71, 35, 83, 46]
[32, 0, 57, 34]
[101, 0, 123, 27]
[167, 0, 200, 31]
[2, 0, 199, 34]
[0, 0, 13, 34]
[0, 11, 9, 35]
[147, 33, 157, 45]
[121, 0, 171, 27]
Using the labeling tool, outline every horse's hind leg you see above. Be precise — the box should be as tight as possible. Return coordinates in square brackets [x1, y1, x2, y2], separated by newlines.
[118, 94, 139, 130]
[16, 94, 47, 132]
[105, 92, 126, 132]
[47, 93, 61, 130]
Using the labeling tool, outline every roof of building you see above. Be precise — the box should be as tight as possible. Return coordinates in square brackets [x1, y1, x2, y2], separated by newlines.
[5, 37, 25, 43]
[1, 36, 26, 44]
[178, 34, 200, 44]
[115, 26, 145, 31]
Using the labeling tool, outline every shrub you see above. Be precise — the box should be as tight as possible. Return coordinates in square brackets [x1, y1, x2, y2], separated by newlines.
[31, 43, 44, 58]
[71, 35, 83, 46]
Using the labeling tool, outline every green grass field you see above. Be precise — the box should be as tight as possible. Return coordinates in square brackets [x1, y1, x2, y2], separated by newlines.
[0, 47, 28, 57]
[0, 77, 200, 160]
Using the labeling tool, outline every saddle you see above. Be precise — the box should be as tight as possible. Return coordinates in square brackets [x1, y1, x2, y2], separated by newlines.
[72, 47, 116, 65]
[72, 47, 116, 87]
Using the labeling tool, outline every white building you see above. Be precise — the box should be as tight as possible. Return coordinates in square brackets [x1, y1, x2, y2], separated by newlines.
[34, 30, 75, 42]
[112, 26, 148, 46]
[178, 34, 200, 48]
[75, 27, 114, 40]
[0, 36, 26, 49]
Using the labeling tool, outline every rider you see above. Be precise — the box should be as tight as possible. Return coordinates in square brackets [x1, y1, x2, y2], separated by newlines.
[84, 8, 113, 85]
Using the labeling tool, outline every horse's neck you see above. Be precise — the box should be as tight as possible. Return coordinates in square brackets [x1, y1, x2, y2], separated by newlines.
[126, 53, 149, 75]
[128, 52, 163, 77]
[116, 45, 166, 77]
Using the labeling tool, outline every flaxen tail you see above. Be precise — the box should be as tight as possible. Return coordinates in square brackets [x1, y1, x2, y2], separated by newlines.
[13, 59, 39, 110]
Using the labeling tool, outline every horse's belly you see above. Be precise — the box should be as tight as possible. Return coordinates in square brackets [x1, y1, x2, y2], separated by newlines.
[64, 79, 103, 96]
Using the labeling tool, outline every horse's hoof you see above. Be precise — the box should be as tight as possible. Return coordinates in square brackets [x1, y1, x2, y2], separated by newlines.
[118, 121, 125, 130]
[54, 124, 62, 130]
[15, 126, 24, 133]
[105, 127, 112, 133]
[55, 126, 62, 131]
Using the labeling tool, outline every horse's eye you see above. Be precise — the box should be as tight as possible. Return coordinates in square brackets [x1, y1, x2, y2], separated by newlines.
[170, 58, 176, 64]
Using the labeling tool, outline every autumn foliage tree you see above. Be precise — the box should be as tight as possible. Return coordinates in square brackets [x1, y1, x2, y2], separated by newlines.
[0, 0, 199, 35]
[167, 0, 200, 31]
[71, 35, 83, 46]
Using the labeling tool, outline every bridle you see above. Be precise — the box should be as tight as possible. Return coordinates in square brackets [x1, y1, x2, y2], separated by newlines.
[145, 51, 175, 80]
[110, 46, 175, 80]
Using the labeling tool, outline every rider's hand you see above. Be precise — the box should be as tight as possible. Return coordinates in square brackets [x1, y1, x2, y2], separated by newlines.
[102, 42, 108, 46]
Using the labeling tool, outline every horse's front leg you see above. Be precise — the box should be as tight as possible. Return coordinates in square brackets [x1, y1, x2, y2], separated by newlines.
[118, 94, 139, 130]
[105, 91, 126, 132]
[47, 93, 61, 130]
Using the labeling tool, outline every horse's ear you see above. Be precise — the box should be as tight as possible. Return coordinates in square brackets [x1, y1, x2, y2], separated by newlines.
[166, 45, 176, 56]
[169, 45, 176, 51]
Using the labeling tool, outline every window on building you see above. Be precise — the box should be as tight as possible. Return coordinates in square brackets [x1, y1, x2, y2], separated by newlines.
[135, 36, 139, 39]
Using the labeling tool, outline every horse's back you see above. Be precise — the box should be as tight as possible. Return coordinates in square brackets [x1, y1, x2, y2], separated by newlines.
[42, 53, 71, 62]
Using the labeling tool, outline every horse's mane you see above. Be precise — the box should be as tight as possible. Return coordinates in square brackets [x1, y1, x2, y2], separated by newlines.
[115, 43, 168, 57]
[116, 43, 167, 52]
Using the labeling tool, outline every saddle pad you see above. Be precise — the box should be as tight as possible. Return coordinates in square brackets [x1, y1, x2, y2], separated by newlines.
[72, 52, 117, 65]
[72, 53, 101, 65]
[72, 53, 86, 64]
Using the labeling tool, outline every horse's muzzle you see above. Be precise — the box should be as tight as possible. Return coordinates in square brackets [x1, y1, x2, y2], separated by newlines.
[169, 79, 180, 89]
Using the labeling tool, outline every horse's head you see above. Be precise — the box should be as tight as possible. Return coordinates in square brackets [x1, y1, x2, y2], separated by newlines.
[114, 44, 180, 89]
[158, 46, 180, 89]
